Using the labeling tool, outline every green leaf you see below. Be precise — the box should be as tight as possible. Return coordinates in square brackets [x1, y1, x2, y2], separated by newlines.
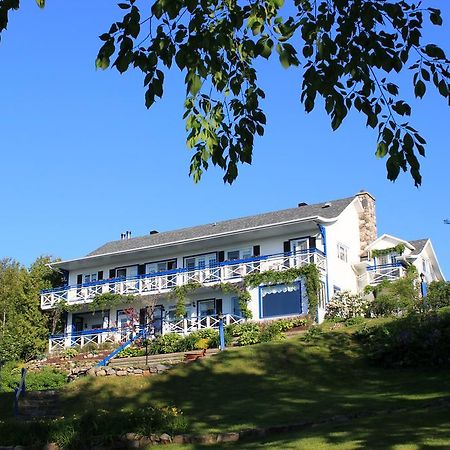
[414, 80, 426, 99]
[376, 142, 388, 158]
[188, 73, 202, 96]
[35, 0, 45, 8]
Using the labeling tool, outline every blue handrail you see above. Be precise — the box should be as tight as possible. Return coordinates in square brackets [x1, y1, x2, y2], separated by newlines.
[41, 248, 325, 294]
[367, 262, 403, 270]
[13, 368, 27, 416]
[97, 328, 147, 367]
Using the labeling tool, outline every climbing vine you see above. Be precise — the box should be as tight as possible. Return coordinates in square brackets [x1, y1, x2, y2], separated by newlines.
[169, 282, 202, 318]
[215, 283, 252, 319]
[371, 244, 406, 258]
[244, 264, 321, 320]
[88, 293, 136, 313]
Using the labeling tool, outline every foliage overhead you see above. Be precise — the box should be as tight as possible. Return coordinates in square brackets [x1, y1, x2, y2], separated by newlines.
[1, 1, 449, 186]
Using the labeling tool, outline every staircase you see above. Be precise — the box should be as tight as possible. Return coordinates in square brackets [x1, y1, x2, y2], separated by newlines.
[18, 390, 62, 420]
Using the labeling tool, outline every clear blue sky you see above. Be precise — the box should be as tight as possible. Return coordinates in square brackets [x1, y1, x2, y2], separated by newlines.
[0, 1, 449, 277]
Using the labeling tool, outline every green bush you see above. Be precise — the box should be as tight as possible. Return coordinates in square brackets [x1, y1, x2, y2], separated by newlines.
[149, 333, 184, 354]
[303, 326, 324, 343]
[356, 308, 450, 368]
[0, 404, 188, 448]
[117, 346, 146, 358]
[259, 322, 286, 343]
[0, 362, 67, 392]
[427, 281, 450, 309]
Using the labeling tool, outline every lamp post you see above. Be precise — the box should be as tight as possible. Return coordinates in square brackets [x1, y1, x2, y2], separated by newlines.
[218, 313, 225, 351]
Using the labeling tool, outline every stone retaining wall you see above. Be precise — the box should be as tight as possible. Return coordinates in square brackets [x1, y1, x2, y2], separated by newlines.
[67, 364, 172, 381]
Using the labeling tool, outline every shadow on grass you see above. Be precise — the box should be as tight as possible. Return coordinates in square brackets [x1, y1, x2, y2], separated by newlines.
[2, 332, 450, 448]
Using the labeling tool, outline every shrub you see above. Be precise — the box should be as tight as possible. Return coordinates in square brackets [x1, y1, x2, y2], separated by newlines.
[231, 322, 261, 346]
[367, 266, 420, 317]
[326, 291, 372, 319]
[344, 316, 366, 327]
[149, 333, 183, 354]
[303, 326, 324, 343]
[259, 322, 286, 343]
[117, 346, 146, 358]
[427, 281, 450, 310]
[62, 348, 79, 358]
[0, 362, 67, 392]
[356, 308, 450, 368]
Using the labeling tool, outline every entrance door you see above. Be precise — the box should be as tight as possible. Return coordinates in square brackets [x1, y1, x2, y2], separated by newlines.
[73, 316, 84, 333]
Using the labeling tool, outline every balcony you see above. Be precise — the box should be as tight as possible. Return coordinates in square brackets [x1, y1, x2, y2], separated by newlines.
[41, 249, 326, 310]
[366, 263, 405, 285]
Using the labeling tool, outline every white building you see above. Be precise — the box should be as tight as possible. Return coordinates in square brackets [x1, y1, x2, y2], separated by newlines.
[41, 192, 445, 352]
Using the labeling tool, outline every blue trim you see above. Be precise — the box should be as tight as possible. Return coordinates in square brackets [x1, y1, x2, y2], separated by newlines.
[41, 249, 326, 294]
[367, 262, 402, 270]
[317, 224, 329, 309]
[258, 282, 302, 319]
[97, 328, 147, 367]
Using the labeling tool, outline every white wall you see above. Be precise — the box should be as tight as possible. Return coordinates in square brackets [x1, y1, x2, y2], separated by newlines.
[325, 200, 361, 298]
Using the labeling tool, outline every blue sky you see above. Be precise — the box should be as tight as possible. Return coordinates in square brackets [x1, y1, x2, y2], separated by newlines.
[0, 1, 449, 277]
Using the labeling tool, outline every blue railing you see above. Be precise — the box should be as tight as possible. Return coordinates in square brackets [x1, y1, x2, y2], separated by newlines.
[97, 328, 147, 367]
[13, 368, 27, 416]
[367, 262, 403, 271]
[42, 248, 325, 295]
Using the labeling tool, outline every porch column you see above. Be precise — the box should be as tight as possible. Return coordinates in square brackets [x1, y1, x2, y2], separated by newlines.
[64, 312, 73, 349]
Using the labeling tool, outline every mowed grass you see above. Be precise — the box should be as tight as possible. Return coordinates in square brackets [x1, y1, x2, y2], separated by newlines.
[61, 325, 450, 436]
[163, 403, 450, 449]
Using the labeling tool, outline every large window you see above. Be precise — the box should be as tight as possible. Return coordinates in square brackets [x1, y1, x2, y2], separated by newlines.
[260, 283, 302, 318]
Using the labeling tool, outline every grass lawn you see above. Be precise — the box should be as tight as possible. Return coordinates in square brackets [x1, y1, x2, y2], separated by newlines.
[2, 321, 450, 448]
[163, 403, 450, 449]
[60, 323, 450, 435]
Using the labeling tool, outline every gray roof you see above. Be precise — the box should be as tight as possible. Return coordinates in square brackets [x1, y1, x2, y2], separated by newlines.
[409, 239, 429, 254]
[88, 196, 356, 257]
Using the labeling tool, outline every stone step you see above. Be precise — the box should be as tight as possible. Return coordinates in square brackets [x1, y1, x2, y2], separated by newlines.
[17, 390, 62, 421]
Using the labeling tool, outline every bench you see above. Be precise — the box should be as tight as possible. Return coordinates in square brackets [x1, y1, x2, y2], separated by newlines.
[184, 348, 207, 361]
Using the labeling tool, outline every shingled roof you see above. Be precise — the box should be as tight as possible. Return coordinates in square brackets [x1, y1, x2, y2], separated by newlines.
[87, 196, 356, 257]
[409, 238, 429, 255]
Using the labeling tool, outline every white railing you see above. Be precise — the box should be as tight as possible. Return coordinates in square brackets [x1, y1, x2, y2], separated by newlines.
[41, 249, 326, 309]
[367, 263, 405, 285]
[163, 313, 244, 335]
[48, 328, 122, 353]
[48, 314, 244, 352]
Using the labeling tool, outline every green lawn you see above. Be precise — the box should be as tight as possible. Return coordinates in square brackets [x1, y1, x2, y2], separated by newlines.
[2, 322, 450, 448]
[163, 403, 450, 449]
[61, 324, 450, 435]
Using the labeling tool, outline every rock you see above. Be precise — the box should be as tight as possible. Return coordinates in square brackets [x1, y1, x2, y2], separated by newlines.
[43, 443, 59, 450]
[156, 364, 169, 372]
[149, 367, 157, 373]
[133, 369, 143, 375]
[96, 369, 107, 377]
[159, 433, 172, 444]
[116, 370, 127, 376]
[139, 436, 153, 447]
[87, 368, 96, 376]
[172, 435, 186, 444]
[217, 432, 240, 442]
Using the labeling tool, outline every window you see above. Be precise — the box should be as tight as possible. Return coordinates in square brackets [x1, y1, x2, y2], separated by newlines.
[146, 260, 175, 274]
[260, 283, 301, 318]
[197, 299, 216, 317]
[337, 243, 348, 262]
[232, 297, 241, 316]
[422, 259, 430, 274]
[227, 247, 252, 261]
[184, 253, 217, 270]
[84, 273, 97, 283]
[333, 285, 341, 296]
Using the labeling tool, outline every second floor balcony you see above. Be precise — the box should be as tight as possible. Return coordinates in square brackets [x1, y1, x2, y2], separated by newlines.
[41, 248, 326, 310]
[366, 262, 405, 285]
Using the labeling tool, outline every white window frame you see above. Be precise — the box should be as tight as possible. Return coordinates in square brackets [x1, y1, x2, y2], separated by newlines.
[84, 273, 97, 283]
[226, 247, 253, 261]
[337, 243, 348, 262]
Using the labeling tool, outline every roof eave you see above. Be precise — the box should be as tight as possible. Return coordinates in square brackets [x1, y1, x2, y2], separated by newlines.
[50, 214, 337, 269]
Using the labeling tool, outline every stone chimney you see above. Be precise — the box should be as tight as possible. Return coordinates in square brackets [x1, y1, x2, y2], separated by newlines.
[356, 191, 377, 257]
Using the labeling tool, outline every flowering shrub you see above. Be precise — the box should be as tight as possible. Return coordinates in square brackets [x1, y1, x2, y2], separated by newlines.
[325, 291, 372, 320]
